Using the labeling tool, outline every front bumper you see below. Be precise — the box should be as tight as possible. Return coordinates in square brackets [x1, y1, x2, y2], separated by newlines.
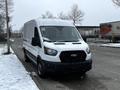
[41, 59, 92, 74]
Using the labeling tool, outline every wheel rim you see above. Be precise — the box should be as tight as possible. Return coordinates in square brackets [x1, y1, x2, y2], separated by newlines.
[38, 63, 42, 75]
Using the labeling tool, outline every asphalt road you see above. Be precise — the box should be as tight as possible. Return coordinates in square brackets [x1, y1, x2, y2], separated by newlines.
[11, 38, 120, 90]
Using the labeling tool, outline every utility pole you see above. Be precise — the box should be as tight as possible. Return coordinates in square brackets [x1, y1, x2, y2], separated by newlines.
[5, 0, 10, 54]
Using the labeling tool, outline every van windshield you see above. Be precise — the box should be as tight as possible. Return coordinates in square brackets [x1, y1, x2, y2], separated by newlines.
[40, 26, 82, 42]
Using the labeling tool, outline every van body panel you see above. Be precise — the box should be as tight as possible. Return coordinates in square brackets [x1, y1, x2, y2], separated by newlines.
[36, 19, 74, 27]
[40, 41, 91, 62]
[22, 19, 92, 74]
[40, 59, 92, 73]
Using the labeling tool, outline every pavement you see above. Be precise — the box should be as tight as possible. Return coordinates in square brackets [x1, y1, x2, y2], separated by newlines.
[11, 38, 120, 90]
[0, 45, 39, 90]
[100, 43, 120, 48]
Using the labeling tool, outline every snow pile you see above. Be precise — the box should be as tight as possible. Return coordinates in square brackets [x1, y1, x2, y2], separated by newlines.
[101, 43, 120, 48]
[0, 46, 39, 90]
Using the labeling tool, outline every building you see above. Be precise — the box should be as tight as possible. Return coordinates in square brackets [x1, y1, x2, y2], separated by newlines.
[100, 21, 120, 42]
[76, 26, 100, 38]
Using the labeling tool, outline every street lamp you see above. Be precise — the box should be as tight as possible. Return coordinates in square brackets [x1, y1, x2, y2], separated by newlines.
[5, 0, 10, 54]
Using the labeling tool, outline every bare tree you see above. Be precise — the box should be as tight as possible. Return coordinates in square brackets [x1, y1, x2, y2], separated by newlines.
[0, 14, 5, 32]
[42, 11, 55, 19]
[0, 0, 13, 32]
[57, 12, 69, 20]
[68, 4, 84, 25]
[112, 0, 120, 6]
[0, 0, 13, 15]
[0, 0, 13, 53]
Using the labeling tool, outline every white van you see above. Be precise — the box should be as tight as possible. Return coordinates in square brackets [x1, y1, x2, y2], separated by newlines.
[22, 19, 92, 77]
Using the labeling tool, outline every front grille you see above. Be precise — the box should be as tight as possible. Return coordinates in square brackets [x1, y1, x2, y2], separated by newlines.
[60, 50, 86, 63]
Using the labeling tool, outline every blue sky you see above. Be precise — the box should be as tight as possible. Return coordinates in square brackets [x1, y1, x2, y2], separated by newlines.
[11, 0, 120, 30]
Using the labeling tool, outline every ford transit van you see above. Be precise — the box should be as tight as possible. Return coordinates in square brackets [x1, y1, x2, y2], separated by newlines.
[22, 19, 92, 77]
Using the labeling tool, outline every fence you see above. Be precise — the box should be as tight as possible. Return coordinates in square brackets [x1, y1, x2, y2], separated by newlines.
[0, 33, 22, 42]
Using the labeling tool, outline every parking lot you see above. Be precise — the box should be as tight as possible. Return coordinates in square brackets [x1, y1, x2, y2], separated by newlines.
[11, 38, 120, 90]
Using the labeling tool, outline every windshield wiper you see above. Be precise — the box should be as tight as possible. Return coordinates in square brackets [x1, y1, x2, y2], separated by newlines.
[43, 39, 52, 42]
[54, 40, 79, 42]
[43, 39, 79, 42]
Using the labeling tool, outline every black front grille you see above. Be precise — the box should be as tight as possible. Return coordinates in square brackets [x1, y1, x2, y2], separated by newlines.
[60, 50, 86, 63]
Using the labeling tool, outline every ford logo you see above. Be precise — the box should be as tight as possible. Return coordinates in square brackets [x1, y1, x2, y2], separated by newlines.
[71, 54, 77, 57]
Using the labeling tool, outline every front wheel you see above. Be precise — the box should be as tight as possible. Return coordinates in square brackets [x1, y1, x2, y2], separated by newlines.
[37, 61, 46, 78]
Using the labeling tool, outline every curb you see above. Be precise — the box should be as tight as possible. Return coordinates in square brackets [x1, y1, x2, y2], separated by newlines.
[100, 45, 120, 48]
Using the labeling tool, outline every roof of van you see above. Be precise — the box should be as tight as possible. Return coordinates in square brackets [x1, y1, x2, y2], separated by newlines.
[35, 18, 74, 26]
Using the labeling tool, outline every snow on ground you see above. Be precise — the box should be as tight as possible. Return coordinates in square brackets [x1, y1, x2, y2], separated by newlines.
[100, 43, 120, 48]
[0, 45, 39, 90]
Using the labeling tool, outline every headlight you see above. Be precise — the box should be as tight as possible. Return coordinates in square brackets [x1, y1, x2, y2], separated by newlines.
[86, 47, 91, 54]
[44, 47, 58, 56]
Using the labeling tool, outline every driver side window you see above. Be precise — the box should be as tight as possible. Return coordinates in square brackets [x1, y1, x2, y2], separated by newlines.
[32, 27, 41, 47]
[34, 27, 39, 39]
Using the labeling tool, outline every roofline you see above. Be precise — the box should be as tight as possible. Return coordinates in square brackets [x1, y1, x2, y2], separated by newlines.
[100, 20, 120, 24]
[75, 26, 99, 28]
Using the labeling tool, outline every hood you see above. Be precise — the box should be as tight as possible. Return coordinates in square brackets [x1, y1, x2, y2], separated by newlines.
[43, 41, 88, 51]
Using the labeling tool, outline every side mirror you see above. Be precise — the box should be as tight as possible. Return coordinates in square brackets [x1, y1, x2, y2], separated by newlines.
[82, 36, 87, 42]
[31, 37, 40, 46]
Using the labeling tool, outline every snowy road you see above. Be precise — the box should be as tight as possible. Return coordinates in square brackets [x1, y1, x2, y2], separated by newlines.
[11, 38, 120, 90]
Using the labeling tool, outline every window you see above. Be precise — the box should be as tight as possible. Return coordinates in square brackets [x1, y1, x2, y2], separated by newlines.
[33, 27, 41, 47]
[40, 26, 82, 42]
[34, 27, 39, 38]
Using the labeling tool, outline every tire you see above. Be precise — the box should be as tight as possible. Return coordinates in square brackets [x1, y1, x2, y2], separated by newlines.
[37, 60, 46, 78]
[23, 48, 30, 62]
